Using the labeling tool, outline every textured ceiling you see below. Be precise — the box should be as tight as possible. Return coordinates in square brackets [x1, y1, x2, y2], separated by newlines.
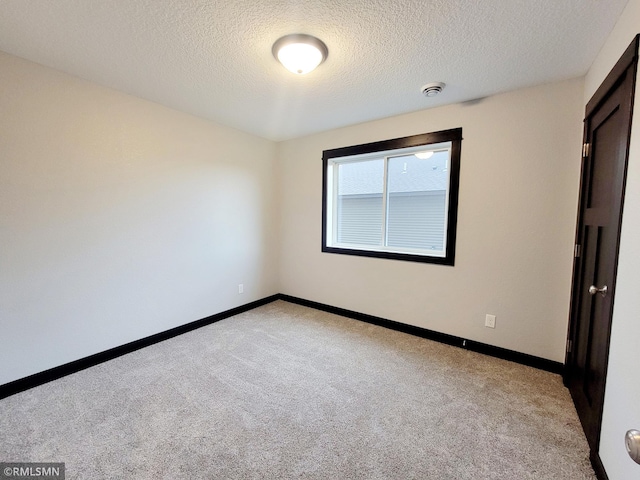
[0, 0, 630, 141]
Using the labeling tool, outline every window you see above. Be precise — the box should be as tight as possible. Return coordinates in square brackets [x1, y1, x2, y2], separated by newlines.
[322, 128, 462, 265]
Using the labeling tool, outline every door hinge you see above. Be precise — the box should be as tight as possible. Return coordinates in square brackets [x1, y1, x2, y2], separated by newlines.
[574, 244, 581, 258]
[567, 339, 572, 353]
[582, 143, 590, 158]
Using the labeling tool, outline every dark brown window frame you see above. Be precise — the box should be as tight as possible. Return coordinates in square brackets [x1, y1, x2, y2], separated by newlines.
[321, 127, 462, 266]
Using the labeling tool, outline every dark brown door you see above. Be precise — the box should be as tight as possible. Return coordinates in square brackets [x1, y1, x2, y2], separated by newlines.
[565, 35, 638, 451]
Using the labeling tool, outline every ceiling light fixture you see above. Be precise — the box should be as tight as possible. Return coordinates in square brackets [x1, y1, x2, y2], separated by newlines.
[272, 34, 328, 75]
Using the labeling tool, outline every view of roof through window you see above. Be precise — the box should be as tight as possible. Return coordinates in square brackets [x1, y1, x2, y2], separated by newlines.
[338, 150, 450, 196]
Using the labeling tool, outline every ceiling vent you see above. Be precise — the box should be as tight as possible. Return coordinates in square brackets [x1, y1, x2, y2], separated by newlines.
[421, 82, 445, 97]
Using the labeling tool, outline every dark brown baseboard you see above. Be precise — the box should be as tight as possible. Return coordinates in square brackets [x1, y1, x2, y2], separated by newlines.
[0, 295, 280, 400]
[1, 292, 565, 401]
[277, 294, 565, 375]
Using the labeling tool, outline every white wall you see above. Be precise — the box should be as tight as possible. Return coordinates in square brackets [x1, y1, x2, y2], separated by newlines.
[584, 0, 640, 477]
[0, 52, 279, 385]
[277, 79, 584, 362]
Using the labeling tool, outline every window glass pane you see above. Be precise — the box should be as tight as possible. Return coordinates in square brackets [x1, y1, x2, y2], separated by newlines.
[323, 128, 462, 265]
[337, 159, 384, 245]
[386, 151, 449, 250]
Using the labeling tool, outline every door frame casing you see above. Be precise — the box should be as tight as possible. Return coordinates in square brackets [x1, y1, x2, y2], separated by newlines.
[564, 34, 639, 451]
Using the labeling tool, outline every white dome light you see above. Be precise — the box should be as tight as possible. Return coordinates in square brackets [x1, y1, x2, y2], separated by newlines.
[273, 34, 328, 75]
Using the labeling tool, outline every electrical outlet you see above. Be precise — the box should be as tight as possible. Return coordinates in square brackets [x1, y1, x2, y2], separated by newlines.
[238, 284, 244, 294]
[485, 314, 496, 328]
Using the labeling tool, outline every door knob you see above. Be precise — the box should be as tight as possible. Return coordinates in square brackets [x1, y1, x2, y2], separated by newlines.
[626, 430, 640, 464]
[588, 285, 608, 297]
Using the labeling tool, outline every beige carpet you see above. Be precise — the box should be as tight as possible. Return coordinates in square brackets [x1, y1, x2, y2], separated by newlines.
[0, 300, 595, 479]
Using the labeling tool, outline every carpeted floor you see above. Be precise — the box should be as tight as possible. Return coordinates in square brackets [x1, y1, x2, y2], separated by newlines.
[0, 300, 595, 479]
